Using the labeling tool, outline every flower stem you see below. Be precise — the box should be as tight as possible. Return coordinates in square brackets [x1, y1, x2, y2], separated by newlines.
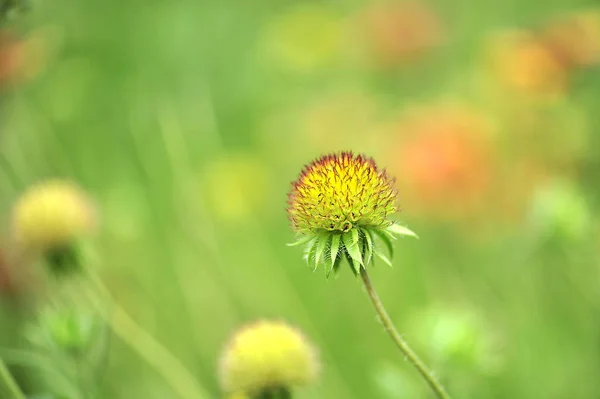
[0, 358, 26, 399]
[86, 273, 210, 399]
[256, 387, 292, 399]
[359, 268, 451, 399]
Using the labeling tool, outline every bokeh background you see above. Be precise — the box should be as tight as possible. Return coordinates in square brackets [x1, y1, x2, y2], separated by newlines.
[1, 0, 600, 397]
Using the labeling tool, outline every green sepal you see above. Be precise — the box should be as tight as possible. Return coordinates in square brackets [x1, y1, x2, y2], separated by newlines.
[373, 229, 394, 259]
[287, 235, 317, 247]
[386, 223, 419, 239]
[254, 386, 292, 399]
[343, 229, 363, 273]
[327, 233, 342, 276]
[314, 232, 330, 269]
[331, 253, 343, 276]
[375, 250, 393, 267]
[363, 228, 374, 267]
[304, 237, 319, 271]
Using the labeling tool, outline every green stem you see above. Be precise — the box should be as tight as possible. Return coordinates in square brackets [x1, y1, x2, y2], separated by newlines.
[85, 273, 210, 399]
[359, 268, 451, 399]
[0, 358, 26, 399]
[255, 387, 292, 399]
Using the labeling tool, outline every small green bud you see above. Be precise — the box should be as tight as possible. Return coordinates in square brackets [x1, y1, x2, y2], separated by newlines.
[27, 305, 103, 357]
[528, 179, 589, 242]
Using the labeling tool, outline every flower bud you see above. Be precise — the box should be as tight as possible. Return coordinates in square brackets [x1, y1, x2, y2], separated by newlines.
[218, 320, 319, 397]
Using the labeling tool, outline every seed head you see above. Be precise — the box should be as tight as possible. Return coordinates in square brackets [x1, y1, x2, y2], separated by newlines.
[287, 152, 417, 275]
[218, 320, 319, 396]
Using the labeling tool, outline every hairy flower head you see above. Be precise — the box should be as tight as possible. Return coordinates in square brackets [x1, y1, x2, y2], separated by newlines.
[287, 152, 416, 275]
[288, 152, 397, 233]
[12, 179, 96, 253]
[218, 320, 319, 396]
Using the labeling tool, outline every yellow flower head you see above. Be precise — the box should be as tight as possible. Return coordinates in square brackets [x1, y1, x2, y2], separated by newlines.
[218, 320, 319, 396]
[226, 393, 249, 399]
[288, 152, 397, 233]
[12, 179, 96, 253]
[287, 152, 416, 275]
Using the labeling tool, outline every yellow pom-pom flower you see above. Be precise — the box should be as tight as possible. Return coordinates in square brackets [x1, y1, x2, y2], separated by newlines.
[12, 179, 96, 253]
[218, 320, 319, 397]
[287, 152, 417, 275]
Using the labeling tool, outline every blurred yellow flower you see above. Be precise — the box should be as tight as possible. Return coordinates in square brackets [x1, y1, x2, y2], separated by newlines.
[203, 155, 269, 222]
[261, 4, 345, 72]
[12, 180, 96, 253]
[218, 320, 319, 395]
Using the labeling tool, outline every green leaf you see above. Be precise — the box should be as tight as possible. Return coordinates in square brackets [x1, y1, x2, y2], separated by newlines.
[343, 229, 363, 272]
[305, 238, 319, 271]
[375, 250, 393, 267]
[373, 229, 394, 259]
[287, 235, 316, 247]
[314, 232, 330, 268]
[363, 229, 374, 267]
[329, 233, 342, 272]
[387, 223, 419, 239]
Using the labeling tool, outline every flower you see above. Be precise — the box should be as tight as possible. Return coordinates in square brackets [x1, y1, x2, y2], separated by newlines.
[486, 29, 568, 98]
[226, 393, 249, 399]
[0, 26, 56, 89]
[390, 105, 493, 220]
[202, 154, 270, 222]
[260, 4, 345, 73]
[218, 320, 319, 396]
[0, 247, 18, 297]
[287, 152, 416, 275]
[0, 31, 24, 87]
[543, 9, 600, 68]
[359, 1, 443, 68]
[12, 179, 96, 254]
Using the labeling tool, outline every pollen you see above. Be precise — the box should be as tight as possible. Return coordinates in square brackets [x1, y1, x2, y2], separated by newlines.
[287, 152, 397, 234]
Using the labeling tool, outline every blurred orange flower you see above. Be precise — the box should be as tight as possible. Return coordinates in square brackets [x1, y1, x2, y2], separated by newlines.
[390, 105, 493, 219]
[0, 31, 24, 87]
[0, 246, 27, 299]
[486, 29, 568, 98]
[542, 9, 600, 68]
[359, 1, 443, 68]
[0, 27, 60, 89]
[0, 249, 15, 296]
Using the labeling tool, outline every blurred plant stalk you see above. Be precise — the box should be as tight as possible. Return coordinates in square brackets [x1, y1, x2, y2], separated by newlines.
[85, 271, 211, 399]
[0, 357, 25, 399]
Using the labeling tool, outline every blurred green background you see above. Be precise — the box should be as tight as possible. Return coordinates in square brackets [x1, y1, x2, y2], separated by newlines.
[1, 0, 600, 397]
